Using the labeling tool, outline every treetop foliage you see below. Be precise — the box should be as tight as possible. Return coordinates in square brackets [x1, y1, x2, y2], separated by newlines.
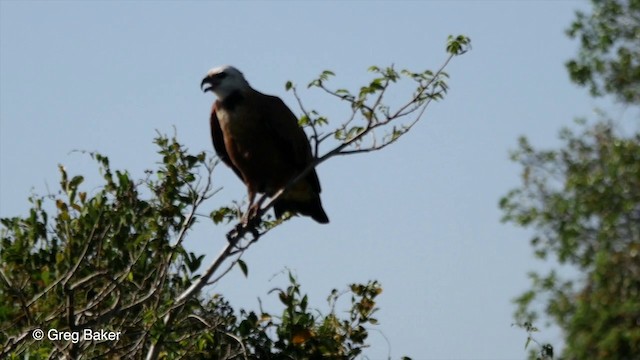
[503, 2, 640, 358]
[503, 119, 640, 359]
[566, 0, 640, 104]
[0, 134, 393, 359]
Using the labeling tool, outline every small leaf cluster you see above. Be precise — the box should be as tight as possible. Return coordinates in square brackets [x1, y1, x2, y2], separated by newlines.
[513, 322, 554, 360]
[283, 35, 470, 159]
[308, 63, 453, 154]
[229, 272, 402, 359]
[446, 34, 472, 56]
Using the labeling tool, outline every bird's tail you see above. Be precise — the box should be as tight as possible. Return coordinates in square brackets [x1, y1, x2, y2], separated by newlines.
[273, 196, 329, 224]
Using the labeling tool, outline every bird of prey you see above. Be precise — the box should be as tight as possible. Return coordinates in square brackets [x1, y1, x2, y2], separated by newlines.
[201, 65, 329, 224]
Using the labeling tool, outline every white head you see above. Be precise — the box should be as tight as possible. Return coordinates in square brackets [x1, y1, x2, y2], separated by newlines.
[201, 65, 250, 99]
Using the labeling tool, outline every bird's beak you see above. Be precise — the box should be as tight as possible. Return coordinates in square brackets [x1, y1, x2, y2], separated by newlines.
[201, 76, 214, 93]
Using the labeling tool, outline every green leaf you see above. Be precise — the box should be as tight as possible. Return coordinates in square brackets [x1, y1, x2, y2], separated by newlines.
[237, 259, 248, 277]
[322, 70, 335, 77]
[299, 115, 310, 126]
[210, 206, 235, 224]
[69, 175, 84, 189]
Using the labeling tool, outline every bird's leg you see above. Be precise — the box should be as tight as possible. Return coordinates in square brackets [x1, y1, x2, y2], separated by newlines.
[234, 189, 260, 240]
[252, 194, 269, 216]
[241, 189, 257, 225]
[229, 190, 257, 244]
[246, 194, 269, 224]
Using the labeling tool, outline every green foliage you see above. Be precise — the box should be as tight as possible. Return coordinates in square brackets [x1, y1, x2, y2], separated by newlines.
[566, 0, 640, 103]
[506, 3, 640, 357]
[501, 121, 640, 359]
[233, 273, 393, 359]
[0, 134, 215, 357]
[0, 134, 409, 359]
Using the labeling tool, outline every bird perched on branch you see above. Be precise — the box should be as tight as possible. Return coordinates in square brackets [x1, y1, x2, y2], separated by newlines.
[201, 65, 329, 224]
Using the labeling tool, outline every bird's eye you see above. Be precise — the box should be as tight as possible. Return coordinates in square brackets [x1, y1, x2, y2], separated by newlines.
[214, 73, 228, 80]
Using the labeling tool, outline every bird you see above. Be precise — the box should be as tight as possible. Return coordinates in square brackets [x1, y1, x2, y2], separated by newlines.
[201, 65, 329, 224]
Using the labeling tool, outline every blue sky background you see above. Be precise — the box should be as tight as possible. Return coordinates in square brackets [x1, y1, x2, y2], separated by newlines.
[0, 1, 605, 359]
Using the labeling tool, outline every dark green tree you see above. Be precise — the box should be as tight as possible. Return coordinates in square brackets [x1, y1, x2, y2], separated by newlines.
[503, 1, 639, 358]
[0, 36, 470, 359]
[502, 121, 640, 359]
[566, 0, 640, 104]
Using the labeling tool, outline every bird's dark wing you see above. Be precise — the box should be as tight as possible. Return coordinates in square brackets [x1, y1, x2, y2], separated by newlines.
[210, 101, 243, 180]
[258, 93, 322, 193]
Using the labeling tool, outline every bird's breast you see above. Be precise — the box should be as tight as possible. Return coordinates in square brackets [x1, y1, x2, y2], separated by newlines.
[215, 107, 293, 193]
[215, 108, 232, 129]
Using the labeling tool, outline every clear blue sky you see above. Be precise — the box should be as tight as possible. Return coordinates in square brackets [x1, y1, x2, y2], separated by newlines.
[1, 1, 597, 359]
